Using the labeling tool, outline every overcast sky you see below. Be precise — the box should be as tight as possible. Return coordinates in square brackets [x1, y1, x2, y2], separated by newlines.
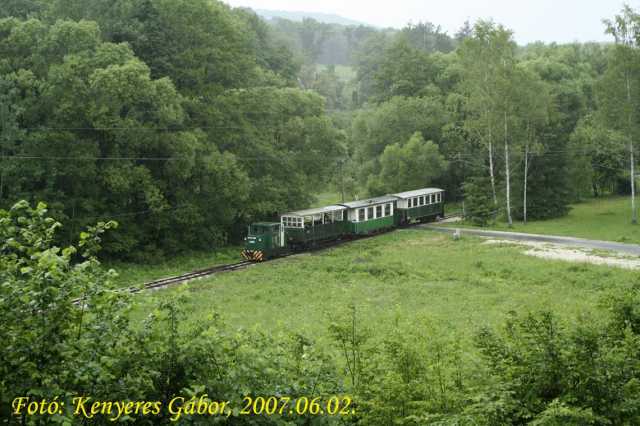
[223, 0, 636, 44]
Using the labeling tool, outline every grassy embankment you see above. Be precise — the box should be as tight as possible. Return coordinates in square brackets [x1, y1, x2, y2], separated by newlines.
[133, 229, 633, 352]
[451, 196, 640, 244]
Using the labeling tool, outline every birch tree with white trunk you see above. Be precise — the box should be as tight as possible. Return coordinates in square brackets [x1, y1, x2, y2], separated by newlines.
[602, 6, 640, 224]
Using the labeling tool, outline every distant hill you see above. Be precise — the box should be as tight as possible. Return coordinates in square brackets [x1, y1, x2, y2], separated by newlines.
[255, 9, 371, 27]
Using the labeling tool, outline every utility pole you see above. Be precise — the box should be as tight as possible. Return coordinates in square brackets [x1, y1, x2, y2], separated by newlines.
[459, 152, 465, 218]
[338, 159, 345, 203]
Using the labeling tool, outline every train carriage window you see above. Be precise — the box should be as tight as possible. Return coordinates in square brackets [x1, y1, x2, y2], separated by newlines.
[376, 205, 382, 218]
[283, 217, 303, 228]
[358, 208, 365, 222]
[385, 203, 391, 216]
[408, 198, 413, 208]
[419, 196, 424, 205]
[367, 207, 374, 220]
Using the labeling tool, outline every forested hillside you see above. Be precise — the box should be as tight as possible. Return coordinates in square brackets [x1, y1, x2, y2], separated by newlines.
[1, 0, 638, 260]
[0, 0, 346, 260]
[247, 7, 639, 227]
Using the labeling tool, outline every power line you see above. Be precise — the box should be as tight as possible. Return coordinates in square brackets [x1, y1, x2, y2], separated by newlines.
[0, 154, 339, 162]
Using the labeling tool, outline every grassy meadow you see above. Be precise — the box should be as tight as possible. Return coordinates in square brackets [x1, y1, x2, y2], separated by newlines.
[107, 246, 241, 287]
[455, 196, 640, 244]
[112, 196, 636, 291]
[132, 229, 635, 350]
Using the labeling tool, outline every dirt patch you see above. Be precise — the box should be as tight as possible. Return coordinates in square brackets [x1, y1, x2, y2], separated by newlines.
[483, 239, 640, 270]
[439, 216, 462, 223]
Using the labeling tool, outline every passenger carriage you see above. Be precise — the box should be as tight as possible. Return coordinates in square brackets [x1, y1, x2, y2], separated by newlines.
[280, 205, 349, 249]
[338, 196, 398, 235]
[392, 188, 445, 224]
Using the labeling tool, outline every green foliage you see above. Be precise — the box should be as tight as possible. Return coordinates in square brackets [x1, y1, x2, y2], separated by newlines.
[473, 300, 640, 424]
[0, 2, 345, 259]
[399, 22, 455, 54]
[0, 200, 127, 422]
[351, 96, 448, 193]
[310, 65, 347, 110]
[371, 37, 442, 102]
[0, 200, 348, 423]
[0, 0, 43, 19]
[367, 132, 448, 194]
[463, 177, 495, 226]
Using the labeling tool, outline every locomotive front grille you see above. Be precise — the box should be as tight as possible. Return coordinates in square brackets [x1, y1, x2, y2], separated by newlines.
[241, 250, 264, 262]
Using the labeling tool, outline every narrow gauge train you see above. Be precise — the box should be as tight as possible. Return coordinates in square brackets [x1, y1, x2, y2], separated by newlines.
[242, 187, 445, 261]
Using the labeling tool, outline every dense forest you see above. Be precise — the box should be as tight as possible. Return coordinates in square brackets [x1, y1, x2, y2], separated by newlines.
[2, 0, 637, 260]
[3, 1, 640, 425]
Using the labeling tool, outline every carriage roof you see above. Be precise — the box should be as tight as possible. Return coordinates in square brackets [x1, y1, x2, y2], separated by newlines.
[391, 188, 444, 199]
[338, 195, 399, 209]
[283, 205, 347, 218]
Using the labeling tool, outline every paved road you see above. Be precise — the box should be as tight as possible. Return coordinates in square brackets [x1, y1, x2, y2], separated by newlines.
[421, 225, 640, 256]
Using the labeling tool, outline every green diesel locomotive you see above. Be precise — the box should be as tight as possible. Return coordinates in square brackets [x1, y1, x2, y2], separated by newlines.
[242, 187, 444, 261]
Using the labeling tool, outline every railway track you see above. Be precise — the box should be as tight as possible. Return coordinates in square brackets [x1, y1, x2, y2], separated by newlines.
[71, 261, 255, 305]
[72, 212, 465, 304]
[134, 261, 255, 293]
